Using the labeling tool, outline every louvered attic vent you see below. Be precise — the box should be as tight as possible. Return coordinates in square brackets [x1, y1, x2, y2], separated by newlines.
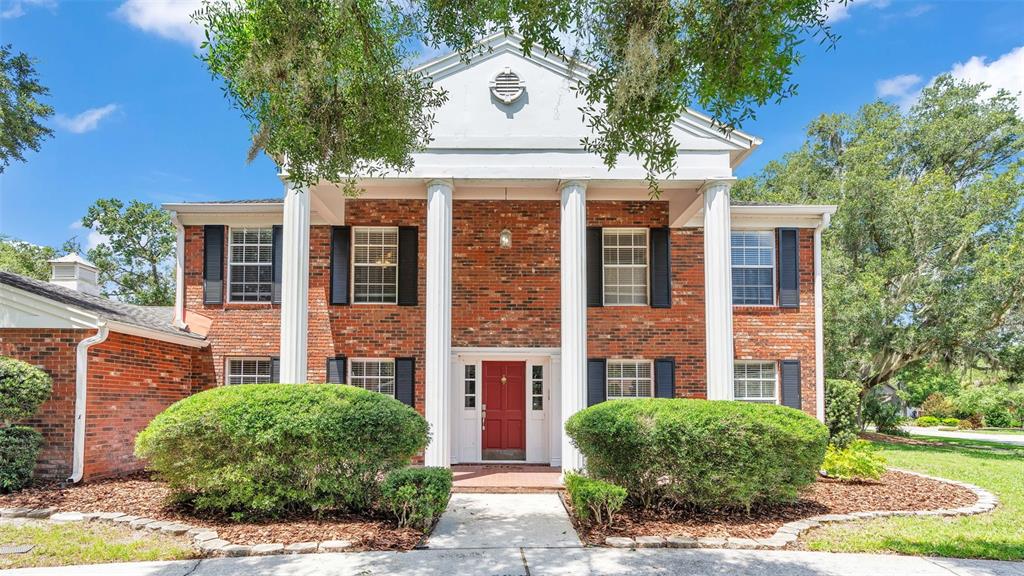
[490, 67, 525, 104]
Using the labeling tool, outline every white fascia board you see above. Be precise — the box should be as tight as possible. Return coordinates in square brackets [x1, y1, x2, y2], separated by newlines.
[105, 320, 209, 349]
[0, 284, 101, 329]
[684, 204, 839, 228]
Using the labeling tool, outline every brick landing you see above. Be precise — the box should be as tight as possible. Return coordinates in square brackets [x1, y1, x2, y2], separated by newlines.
[451, 465, 563, 493]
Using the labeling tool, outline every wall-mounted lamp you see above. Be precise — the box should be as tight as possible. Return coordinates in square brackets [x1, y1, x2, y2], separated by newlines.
[499, 228, 512, 249]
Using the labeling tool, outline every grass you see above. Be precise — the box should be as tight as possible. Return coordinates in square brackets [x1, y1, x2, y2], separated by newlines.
[804, 435, 1024, 560]
[948, 428, 1024, 436]
[0, 521, 194, 569]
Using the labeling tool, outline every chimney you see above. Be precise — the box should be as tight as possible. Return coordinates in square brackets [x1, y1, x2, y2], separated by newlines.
[49, 253, 101, 296]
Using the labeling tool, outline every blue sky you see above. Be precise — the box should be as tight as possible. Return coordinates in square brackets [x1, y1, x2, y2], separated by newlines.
[0, 0, 1022, 250]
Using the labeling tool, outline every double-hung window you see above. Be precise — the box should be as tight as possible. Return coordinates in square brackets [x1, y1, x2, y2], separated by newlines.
[603, 229, 648, 305]
[349, 359, 396, 395]
[734, 361, 778, 403]
[731, 231, 775, 305]
[228, 228, 274, 302]
[606, 360, 653, 399]
[353, 227, 399, 304]
[226, 358, 272, 385]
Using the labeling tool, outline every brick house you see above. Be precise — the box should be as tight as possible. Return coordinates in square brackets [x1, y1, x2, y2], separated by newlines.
[0, 35, 834, 479]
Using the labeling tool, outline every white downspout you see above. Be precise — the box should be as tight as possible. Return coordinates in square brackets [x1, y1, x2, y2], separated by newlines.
[68, 323, 109, 484]
[171, 211, 187, 330]
[814, 213, 832, 422]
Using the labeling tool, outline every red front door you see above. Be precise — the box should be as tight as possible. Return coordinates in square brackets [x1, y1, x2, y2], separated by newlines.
[482, 361, 526, 461]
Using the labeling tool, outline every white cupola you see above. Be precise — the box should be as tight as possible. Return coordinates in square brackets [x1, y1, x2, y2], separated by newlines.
[49, 253, 100, 296]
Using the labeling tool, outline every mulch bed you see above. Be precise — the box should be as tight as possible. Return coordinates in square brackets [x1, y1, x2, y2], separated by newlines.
[570, 471, 977, 545]
[0, 473, 421, 550]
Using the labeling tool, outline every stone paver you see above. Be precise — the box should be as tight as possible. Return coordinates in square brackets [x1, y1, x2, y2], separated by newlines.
[427, 493, 582, 549]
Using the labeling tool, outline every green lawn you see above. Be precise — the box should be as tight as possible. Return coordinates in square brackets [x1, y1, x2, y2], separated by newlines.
[0, 522, 194, 569]
[937, 428, 1024, 436]
[804, 436, 1024, 560]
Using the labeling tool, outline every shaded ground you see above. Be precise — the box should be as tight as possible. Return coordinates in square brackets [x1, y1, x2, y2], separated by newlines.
[570, 470, 976, 544]
[0, 474, 421, 550]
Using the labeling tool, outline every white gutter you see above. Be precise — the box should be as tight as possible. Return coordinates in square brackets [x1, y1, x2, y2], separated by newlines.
[170, 211, 186, 330]
[68, 323, 109, 484]
[814, 212, 833, 422]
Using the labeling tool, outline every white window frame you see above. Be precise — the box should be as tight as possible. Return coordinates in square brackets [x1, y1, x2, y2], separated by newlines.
[530, 364, 544, 411]
[227, 227, 274, 303]
[351, 226, 400, 305]
[226, 357, 272, 385]
[606, 359, 655, 399]
[731, 230, 776, 306]
[602, 228, 649, 306]
[348, 358, 397, 396]
[464, 364, 478, 409]
[734, 361, 779, 403]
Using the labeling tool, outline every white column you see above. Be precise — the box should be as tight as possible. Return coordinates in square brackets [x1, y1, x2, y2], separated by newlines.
[424, 179, 453, 467]
[279, 183, 311, 383]
[170, 211, 186, 329]
[560, 180, 587, 473]
[814, 213, 832, 422]
[703, 181, 735, 400]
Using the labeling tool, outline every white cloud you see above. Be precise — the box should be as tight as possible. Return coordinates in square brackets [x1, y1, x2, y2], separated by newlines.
[876, 74, 922, 99]
[115, 0, 204, 47]
[69, 221, 109, 251]
[948, 46, 1024, 115]
[53, 104, 119, 134]
[1, 0, 57, 20]
[825, 0, 890, 23]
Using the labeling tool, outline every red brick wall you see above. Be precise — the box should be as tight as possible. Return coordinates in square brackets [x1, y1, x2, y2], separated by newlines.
[0, 328, 213, 481]
[733, 228, 818, 415]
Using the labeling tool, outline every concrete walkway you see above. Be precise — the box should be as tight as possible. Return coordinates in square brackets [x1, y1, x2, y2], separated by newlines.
[3, 548, 1023, 576]
[427, 493, 582, 548]
[907, 426, 1024, 446]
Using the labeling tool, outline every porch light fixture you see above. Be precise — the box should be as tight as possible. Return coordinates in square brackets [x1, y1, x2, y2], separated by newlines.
[499, 228, 512, 249]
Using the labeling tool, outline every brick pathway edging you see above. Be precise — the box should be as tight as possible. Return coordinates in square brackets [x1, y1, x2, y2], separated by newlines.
[602, 468, 1000, 550]
[0, 508, 353, 557]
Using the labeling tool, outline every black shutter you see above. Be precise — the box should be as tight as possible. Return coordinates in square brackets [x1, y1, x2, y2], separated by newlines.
[781, 360, 802, 410]
[777, 228, 799, 308]
[395, 357, 415, 407]
[655, 358, 675, 398]
[587, 358, 606, 406]
[271, 225, 283, 304]
[397, 227, 418, 306]
[326, 356, 347, 384]
[587, 227, 603, 307]
[203, 225, 225, 305]
[270, 357, 281, 383]
[330, 226, 351, 305]
[649, 227, 671, 308]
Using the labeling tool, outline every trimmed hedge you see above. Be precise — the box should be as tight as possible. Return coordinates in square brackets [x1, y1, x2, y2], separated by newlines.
[565, 399, 828, 510]
[915, 416, 941, 427]
[825, 379, 861, 448]
[135, 384, 429, 518]
[0, 356, 52, 426]
[564, 473, 627, 526]
[822, 440, 886, 482]
[0, 426, 42, 493]
[379, 467, 452, 529]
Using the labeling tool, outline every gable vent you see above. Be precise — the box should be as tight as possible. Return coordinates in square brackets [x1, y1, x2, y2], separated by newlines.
[490, 67, 525, 104]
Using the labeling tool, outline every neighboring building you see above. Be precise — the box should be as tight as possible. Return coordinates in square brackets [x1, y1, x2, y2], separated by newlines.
[0, 35, 834, 479]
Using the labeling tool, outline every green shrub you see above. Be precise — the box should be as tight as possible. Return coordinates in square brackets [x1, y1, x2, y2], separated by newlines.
[920, 392, 955, 419]
[825, 379, 861, 448]
[565, 399, 828, 510]
[379, 467, 452, 530]
[0, 426, 42, 493]
[941, 418, 960, 427]
[563, 473, 627, 526]
[957, 415, 981, 429]
[862, 394, 906, 435]
[0, 356, 52, 426]
[983, 407, 1013, 428]
[822, 440, 886, 482]
[915, 416, 941, 427]
[135, 384, 429, 518]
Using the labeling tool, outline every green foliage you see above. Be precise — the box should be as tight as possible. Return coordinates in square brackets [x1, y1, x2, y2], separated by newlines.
[942, 418, 960, 427]
[825, 379, 861, 448]
[80, 199, 175, 306]
[0, 236, 71, 280]
[0, 426, 42, 493]
[135, 384, 429, 518]
[958, 415, 982, 429]
[920, 392, 956, 419]
[822, 440, 886, 482]
[862, 394, 906, 435]
[565, 399, 827, 510]
[954, 385, 1013, 428]
[563, 472, 627, 526]
[0, 356, 52, 426]
[0, 44, 53, 172]
[897, 367, 962, 409]
[734, 77, 1024, 390]
[194, 0, 836, 191]
[915, 416, 941, 427]
[379, 467, 452, 530]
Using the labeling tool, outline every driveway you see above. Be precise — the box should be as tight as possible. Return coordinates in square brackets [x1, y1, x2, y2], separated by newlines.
[3, 548, 1023, 576]
[906, 426, 1024, 446]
